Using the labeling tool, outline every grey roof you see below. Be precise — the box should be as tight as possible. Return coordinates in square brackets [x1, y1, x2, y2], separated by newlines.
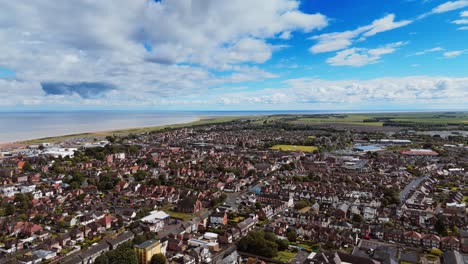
[106, 231, 134, 247]
[135, 239, 159, 249]
[399, 251, 419, 263]
[441, 250, 465, 264]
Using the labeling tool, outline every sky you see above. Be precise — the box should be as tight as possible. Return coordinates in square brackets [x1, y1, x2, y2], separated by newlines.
[0, 0, 467, 111]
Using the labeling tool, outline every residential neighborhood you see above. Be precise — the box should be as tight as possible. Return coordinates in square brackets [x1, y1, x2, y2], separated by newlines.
[0, 117, 467, 264]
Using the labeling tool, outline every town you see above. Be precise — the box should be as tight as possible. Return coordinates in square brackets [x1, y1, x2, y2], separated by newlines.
[0, 114, 467, 264]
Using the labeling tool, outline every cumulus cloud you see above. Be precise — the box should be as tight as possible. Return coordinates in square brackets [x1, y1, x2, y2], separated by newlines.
[142, 0, 327, 67]
[0, 0, 328, 107]
[218, 76, 468, 108]
[309, 14, 411, 54]
[326, 42, 406, 67]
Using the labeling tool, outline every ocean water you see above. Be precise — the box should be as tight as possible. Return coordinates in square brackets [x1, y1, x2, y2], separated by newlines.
[0, 110, 327, 143]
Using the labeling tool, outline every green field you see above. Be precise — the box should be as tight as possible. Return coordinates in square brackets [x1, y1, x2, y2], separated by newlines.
[271, 145, 318, 152]
[291, 114, 384, 126]
[287, 112, 468, 126]
[161, 204, 194, 221]
[273, 250, 297, 262]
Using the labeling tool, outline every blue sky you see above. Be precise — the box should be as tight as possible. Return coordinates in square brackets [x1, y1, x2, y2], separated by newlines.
[0, 0, 467, 111]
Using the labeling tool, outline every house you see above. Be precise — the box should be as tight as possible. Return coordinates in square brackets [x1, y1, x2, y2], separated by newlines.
[177, 196, 202, 214]
[167, 237, 187, 252]
[441, 250, 465, 264]
[421, 233, 440, 248]
[134, 239, 168, 264]
[336, 203, 349, 219]
[107, 231, 135, 250]
[441, 236, 460, 251]
[237, 218, 256, 236]
[209, 211, 228, 226]
[403, 231, 422, 246]
[460, 229, 468, 253]
[79, 240, 110, 264]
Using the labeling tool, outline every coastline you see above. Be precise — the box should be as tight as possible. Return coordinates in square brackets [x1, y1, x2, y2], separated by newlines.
[0, 115, 247, 148]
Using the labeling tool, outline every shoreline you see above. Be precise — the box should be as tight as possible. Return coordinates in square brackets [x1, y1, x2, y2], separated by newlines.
[0, 115, 253, 148]
[1, 110, 466, 148]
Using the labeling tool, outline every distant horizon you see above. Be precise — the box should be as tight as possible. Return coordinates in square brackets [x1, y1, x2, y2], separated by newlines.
[0, 109, 467, 113]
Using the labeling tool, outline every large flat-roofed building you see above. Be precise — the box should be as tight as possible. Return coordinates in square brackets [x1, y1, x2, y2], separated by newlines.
[134, 239, 167, 264]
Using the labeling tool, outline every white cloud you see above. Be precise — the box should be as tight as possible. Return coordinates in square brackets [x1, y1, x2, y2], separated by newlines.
[309, 14, 411, 54]
[443, 50, 466, 57]
[142, 0, 327, 67]
[363, 14, 412, 37]
[414, 46, 444, 55]
[431, 1, 468, 13]
[450, 9, 468, 29]
[452, 18, 468, 24]
[217, 76, 468, 108]
[0, 0, 328, 107]
[326, 42, 406, 67]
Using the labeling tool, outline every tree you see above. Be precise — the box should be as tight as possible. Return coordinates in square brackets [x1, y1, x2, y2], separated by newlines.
[435, 217, 448, 236]
[294, 200, 310, 210]
[4, 203, 15, 216]
[107, 242, 138, 264]
[430, 248, 443, 256]
[95, 254, 109, 264]
[276, 239, 290, 251]
[286, 230, 297, 242]
[352, 214, 364, 223]
[238, 231, 278, 258]
[22, 162, 33, 172]
[150, 254, 167, 264]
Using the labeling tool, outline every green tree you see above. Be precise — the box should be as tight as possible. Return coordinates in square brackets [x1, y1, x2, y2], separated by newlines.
[107, 242, 138, 264]
[276, 239, 290, 251]
[352, 214, 364, 223]
[430, 248, 443, 256]
[238, 231, 278, 258]
[435, 217, 448, 236]
[22, 162, 33, 172]
[5, 203, 15, 216]
[150, 254, 167, 264]
[294, 200, 310, 210]
[133, 170, 148, 182]
[286, 230, 297, 242]
[94, 254, 109, 264]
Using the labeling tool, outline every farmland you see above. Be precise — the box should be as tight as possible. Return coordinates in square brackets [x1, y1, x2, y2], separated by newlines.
[271, 145, 318, 152]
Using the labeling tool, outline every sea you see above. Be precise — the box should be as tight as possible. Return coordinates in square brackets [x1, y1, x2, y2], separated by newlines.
[0, 110, 329, 143]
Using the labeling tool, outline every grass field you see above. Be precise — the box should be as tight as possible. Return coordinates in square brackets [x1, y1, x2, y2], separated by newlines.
[271, 145, 318, 152]
[287, 112, 468, 127]
[291, 114, 383, 126]
[273, 250, 297, 262]
[161, 204, 194, 221]
[298, 206, 311, 213]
